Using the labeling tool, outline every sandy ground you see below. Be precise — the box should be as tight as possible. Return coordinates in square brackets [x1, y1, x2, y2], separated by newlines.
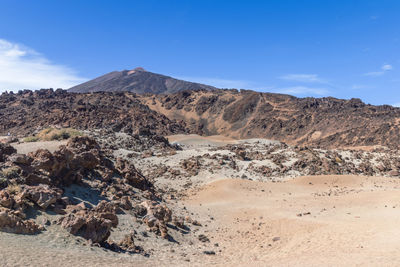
[12, 140, 68, 154]
[166, 134, 238, 147]
[2, 175, 400, 266]
[183, 175, 400, 266]
[3, 135, 400, 266]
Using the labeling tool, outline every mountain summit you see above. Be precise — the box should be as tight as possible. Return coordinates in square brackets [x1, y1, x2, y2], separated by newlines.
[68, 68, 216, 94]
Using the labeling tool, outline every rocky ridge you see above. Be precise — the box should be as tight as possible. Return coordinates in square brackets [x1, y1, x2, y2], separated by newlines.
[138, 89, 400, 149]
[0, 89, 187, 137]
[3, 88, 400, 149]
[0, 136, 205, 255]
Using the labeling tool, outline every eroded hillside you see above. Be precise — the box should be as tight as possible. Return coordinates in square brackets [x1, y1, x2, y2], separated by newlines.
[0, 89, 187, 136]
[138, 89, 400, 149]
[2, 89, 400, 149]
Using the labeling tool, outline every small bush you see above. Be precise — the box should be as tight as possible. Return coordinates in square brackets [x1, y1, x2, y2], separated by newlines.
[23, 136, 40, 142]
[37, 128, 83, 141]
[6, 184, 22, 194]
[1, 167, 20, 179]
[22, 128, 83, 143]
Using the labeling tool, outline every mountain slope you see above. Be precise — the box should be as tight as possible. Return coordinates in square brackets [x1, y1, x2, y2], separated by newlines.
[3, 88, 400, 149]
[68, 67, 216, 94]
[0, 89, 187, 136]
[137, 89, 400, 149]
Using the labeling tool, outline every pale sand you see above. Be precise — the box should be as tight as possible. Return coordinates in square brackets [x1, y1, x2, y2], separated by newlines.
[183, 175, 400, 266]
[3, 133, 400, 266]
[12, 140, 68, 154]
[166, 134, 238, 147]
[1, 175, 400, 266]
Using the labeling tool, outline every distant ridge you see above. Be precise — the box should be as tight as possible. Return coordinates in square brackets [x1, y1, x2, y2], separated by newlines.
[2, 88, 400, 149]
[68, 67, 217, 94]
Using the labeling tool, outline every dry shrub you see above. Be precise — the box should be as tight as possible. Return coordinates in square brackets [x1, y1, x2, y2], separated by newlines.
[23, 136, 39, 142]
[35, 128, 82, 141]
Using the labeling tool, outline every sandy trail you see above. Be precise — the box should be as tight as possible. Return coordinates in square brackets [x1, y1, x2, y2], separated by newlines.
[166, 134, 238, 147]
[12, 140, 68, 154]
[183, 175, 400, 266]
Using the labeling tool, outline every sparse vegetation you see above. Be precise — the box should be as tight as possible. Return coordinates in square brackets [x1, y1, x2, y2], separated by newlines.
[6, 183, 22, 194]
[23, 136, 40, 142]
[37, 128, 82, 141]
[1, 166, 20, 179]
[23, 128, 83, 143]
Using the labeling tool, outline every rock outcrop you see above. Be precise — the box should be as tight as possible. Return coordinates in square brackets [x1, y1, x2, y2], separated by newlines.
[0, 136, 182, 251]
[0, 89, 187, 137]
[139, 89, 400, 149]
[60, 201, 119, 243]
[3, 88, 400, 149]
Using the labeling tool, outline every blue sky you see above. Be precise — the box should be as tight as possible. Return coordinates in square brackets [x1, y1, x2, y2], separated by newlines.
[0, 0, 399, 105]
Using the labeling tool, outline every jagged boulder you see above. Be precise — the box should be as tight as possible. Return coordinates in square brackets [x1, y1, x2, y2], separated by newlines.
[66, 136, 101, 152]
[0, 207, 43, 234]
[0, 143, 16, 162]
[23, 185, 62, 209]
[23, 137, 103, 186]
[181, 157, 202, 176]
[117, 233, 137, 251]
[115, 158, 152, 190]
[8, 154, 32, 165]
[60, 201, 118, 243]
[0, 187, 28, 212]
[140, 200, 172, 238]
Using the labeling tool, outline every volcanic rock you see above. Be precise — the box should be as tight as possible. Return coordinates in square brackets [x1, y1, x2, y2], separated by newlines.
[0, 207, 43, 234]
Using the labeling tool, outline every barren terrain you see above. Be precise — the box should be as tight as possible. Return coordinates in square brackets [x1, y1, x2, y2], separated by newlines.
[4, 89, 400, 149]
[1, 135, 400, 266]
[2, 173, 400, 266]
[184, 175, 400, 266]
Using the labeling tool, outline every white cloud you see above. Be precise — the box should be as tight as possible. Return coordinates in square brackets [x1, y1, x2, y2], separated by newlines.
[0, 39, 86, 92]
[364, 64, 393, 77]
[179, 76, 251, 89]
[364, 71, 384, 77]
[181, 75, 329, 96]
[382, 64, 392, 71]
[279, 74, 324, 83]
[276, 86, 329, 96]
[351, 84, 369, 89]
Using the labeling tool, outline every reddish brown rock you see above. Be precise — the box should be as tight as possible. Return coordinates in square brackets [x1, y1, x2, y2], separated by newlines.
[60, 207, 116, 243]
[0, 207, 43, 234]
[23, 185, 62, 209]
[141, 200, 172, 238]
[0, 143, 16, 162]
[115, 158, 152, 190]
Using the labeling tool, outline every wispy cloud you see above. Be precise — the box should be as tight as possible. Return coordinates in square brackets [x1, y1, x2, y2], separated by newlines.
[351, 84, 369, 90]
[392, 102, 400, 107]
[279, 74, 325, 83]
[0, 39, 86, 92]
[179, 76, 252, 89]
[382, 64, 392, 71]
[363, 64, 393, 77]
[182, 75, 329, 96]
[364, 71, 384, 77]
[276, 86, 329, 96]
